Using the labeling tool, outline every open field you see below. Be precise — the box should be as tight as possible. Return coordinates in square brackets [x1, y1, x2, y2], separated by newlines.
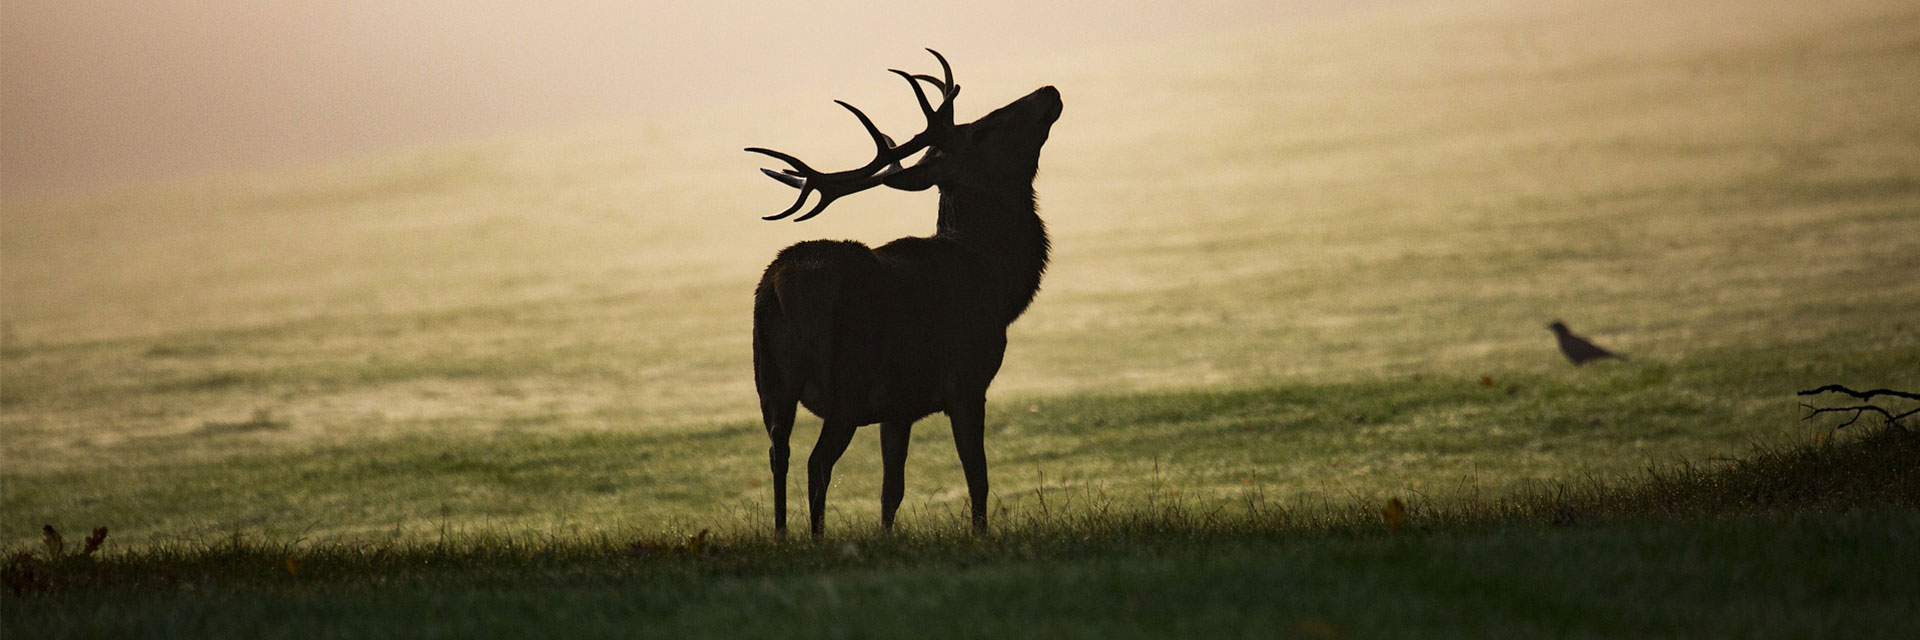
[4, 0, 1919, 634]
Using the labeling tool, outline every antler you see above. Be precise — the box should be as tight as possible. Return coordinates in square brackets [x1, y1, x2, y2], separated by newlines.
[746, 49, 960, 221]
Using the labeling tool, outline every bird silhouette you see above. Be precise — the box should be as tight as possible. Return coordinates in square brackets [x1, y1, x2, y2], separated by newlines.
[1548, 320, 1624, 365]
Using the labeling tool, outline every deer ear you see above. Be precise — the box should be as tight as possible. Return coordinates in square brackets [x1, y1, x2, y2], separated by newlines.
[881, 163, 940, 192]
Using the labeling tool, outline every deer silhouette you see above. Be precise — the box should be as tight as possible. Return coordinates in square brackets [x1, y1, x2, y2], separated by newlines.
[748, 50, 1062, 538]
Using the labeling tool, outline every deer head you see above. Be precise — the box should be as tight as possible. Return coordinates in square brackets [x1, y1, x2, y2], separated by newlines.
[746, 49, 1062, 221]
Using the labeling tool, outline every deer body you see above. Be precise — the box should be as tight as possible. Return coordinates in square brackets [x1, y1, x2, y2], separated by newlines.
[748, 52, 1060, 537]
[758, 235, 1016, 424]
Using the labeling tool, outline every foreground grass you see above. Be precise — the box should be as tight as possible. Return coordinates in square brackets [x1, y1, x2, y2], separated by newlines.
[6, 427, 1916, 638]
[6, 0, 1918, 478]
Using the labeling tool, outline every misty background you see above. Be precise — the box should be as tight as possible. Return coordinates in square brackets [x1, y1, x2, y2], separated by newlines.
[2, 0, 1335, 198]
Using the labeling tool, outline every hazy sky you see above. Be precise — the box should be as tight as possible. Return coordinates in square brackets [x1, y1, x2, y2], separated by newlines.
[2, 1, 1322, 198]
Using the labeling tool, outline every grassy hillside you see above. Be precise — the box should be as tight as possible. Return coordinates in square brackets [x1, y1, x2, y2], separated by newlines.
[5, 0, 1918, 551]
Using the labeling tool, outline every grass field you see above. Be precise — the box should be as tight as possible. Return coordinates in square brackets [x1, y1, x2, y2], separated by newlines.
[4, 0, 1918, 635]
[6, 428, 1917, 638]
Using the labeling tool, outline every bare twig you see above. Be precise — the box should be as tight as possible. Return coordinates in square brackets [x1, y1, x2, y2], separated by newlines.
[1797, 385, 1920, 402]
[1798, 385, 1918, 431]
[1799, 403, 1911, 429]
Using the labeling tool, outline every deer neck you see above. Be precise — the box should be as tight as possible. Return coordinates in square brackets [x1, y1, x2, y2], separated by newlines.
[934, 184, 1051, 322]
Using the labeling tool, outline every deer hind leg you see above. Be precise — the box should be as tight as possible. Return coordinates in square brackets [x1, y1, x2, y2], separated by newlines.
[760, 398, 796, 539]
[754, 286, 801, 540]
[806, 418, 859, 538]
[947, 397, 991, 535]
[879, 420, 914, 531]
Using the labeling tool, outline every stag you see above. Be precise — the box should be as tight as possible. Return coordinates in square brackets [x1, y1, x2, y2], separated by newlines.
[748, 50, 1062, 537]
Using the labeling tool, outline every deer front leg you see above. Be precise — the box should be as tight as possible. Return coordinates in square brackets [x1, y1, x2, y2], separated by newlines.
[947, 398, 991, 535]
[806, 419, 859, 538]
[880, 420, 914, 531]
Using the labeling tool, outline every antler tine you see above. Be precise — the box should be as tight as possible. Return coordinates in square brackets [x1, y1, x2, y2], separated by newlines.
[909, 74, 961, 102]
[744, 147, 818, 220]
[834, 100, 891, 154]
[889, 50, 959, 122]
[925, 48, 957, 103]
[761, 186, 815, 221]
[744, 146, 820, 177]
[760, 168, 806, 189]
[888, 68, 938, 120]
[789, 193, 838, 222]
